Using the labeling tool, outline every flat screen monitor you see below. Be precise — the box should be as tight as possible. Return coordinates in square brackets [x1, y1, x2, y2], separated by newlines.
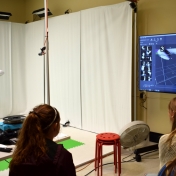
[139, 33, 176, 94]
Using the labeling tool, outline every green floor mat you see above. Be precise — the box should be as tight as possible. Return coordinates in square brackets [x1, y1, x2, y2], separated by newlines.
[58, 139, 84, 149]
[0, 158, 11, 171]
[0, 139, 84, 171]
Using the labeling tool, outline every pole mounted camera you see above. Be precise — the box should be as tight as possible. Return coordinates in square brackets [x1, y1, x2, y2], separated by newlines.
[127, 0, 138, 13]
[38, 47, 46, 56]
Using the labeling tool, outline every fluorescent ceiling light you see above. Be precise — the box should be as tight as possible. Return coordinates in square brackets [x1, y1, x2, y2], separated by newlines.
[32, 8, 52, 18]
[0, 12, 12, 20]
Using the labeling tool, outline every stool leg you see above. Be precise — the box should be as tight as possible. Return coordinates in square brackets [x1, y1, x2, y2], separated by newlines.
[113, 144, 115, 166]
[95, 140, 98, 171]
[114, 143, 117, 173]
[97, 142, 101, 176]
[100, 143, 103, 176]
[118, 141, 121, 175]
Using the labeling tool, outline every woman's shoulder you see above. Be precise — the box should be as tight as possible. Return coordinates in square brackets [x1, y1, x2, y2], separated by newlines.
[53, 144, 74, 165]
[161, 133, 170, 138]
[55, 144, 72, 158]
[159, 132, 176, 143]
[56, 144, 69, 152]
[159, 133, 170, 142]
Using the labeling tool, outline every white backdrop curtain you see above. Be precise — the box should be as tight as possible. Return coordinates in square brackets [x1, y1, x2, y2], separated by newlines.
[11, 23, 26, 115]
[49, 12, 81, 128]
[24, 21, 44, 113]
[0, 2, 132, 133]
[0, 22, 26, 117]
[0, 22, 12, 117]
[81, 2, 132, 133]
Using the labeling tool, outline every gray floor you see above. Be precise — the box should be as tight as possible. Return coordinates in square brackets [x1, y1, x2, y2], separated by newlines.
[76, 150, 159, 176]
[62, 126, 160, 176]
[0, 126, 160, 176]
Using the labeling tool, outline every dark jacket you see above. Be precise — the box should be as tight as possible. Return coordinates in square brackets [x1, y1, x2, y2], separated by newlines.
[9, 139, 76, 176]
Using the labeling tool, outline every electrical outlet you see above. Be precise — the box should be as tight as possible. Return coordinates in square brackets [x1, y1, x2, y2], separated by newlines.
[140, 92, 144, 99]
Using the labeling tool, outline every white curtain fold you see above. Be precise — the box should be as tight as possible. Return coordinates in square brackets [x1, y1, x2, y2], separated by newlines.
[0, 22, 29, 117]
[80, 2, 132, 133]
[0, 22, 12, 117]
[10, 23, 26, 115]
[24, 21, 44, 113]
[49, 13, 82, 128]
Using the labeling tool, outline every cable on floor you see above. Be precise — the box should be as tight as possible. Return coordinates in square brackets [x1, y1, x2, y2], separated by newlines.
[84, 149, 159, 176]
[76, 160, 94, 172]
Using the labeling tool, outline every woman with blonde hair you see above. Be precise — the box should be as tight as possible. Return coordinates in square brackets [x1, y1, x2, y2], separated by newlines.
[9, 104, 76, 176]
[145, 98, 176, 176]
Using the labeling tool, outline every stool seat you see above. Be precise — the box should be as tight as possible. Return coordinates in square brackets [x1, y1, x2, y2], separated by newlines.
[95, 132, 121, 176]
[96, 132, 120, 141]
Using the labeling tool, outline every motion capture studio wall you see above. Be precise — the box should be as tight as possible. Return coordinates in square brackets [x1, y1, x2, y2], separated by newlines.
[0, 2, 132, 133]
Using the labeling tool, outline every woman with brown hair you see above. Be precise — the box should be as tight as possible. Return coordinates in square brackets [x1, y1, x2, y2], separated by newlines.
[158, 97, 176, 170]
[9, 104, 76, 176]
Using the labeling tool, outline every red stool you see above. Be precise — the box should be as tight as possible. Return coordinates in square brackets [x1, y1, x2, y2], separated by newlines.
[95, 132, 121, 176]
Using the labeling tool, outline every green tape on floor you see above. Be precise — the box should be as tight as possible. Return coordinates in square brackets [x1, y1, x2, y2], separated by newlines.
[0, 158, 11, 171]
[58, 139, 84, 149]
[0, 139, 84, 171]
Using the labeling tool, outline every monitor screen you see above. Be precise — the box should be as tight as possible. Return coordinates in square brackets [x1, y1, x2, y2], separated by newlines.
[139, 33, 176, 94]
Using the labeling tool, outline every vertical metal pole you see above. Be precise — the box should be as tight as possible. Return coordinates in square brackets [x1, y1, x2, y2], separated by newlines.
[44, 0, 50, 105]
[133, 12, 137, 120]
